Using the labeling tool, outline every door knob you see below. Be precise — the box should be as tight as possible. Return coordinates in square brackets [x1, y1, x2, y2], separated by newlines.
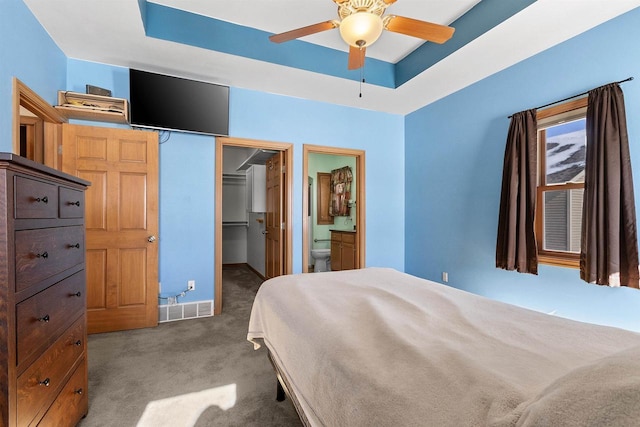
[262, 230, 268, 235]
[147, 235, 157, 243]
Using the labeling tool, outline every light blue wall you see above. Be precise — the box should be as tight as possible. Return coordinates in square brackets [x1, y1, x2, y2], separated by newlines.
[156, 131, 215, 300]
[405, 7, 640, 332]
[230, 88, 405, 272]
[62, 62, 404, 304]
[0, 0, 66, 151]
[66, 59, 130, 100]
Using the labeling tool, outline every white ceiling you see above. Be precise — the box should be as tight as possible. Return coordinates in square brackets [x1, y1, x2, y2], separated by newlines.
[152, 0, 481, 63]
[23, 0, 640, 115]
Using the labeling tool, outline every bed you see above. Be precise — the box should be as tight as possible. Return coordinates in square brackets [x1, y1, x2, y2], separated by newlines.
[247, 267, 640, 426]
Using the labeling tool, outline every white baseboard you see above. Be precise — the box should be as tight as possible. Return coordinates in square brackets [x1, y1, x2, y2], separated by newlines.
[158, 300, 214, 323]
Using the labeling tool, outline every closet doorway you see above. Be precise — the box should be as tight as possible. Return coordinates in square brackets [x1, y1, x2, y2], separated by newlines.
[303, 145, 366, 273]
[215, 137, 293, 315]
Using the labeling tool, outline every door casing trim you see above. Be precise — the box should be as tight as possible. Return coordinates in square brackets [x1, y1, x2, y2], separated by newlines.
[12, 77, 66, 168]
[215, 137, 293, 315]
[303, 144, 365, 273]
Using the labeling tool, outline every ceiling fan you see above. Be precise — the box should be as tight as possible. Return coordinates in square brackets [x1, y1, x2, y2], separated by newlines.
[269, 0, 456, 70]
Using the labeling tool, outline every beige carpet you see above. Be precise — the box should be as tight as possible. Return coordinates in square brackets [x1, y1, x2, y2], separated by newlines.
[78, 265, 301, 427]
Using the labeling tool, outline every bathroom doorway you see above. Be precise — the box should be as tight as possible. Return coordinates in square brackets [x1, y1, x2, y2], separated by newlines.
[302, 145, 366, 273]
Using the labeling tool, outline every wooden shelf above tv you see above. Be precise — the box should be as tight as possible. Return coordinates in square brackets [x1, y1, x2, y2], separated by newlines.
[55, 91, 129, 124]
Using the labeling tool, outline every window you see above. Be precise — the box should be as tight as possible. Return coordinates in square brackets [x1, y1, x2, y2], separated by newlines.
[535, 97, 588, 267]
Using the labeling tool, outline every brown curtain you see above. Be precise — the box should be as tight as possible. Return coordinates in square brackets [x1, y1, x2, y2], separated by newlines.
[581, 83, 639, 288]
[496, 109, 538, 274]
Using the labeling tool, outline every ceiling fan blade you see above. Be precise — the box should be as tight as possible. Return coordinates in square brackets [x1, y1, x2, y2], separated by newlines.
[348, 45, 366, 70]
[269, 20, 337, 43]
[385, 15, 455, 44]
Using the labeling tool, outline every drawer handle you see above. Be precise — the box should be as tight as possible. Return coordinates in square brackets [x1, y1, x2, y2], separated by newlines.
[35, 196, 49, 204]
[39, 378, 51, 387]
[38, 314, 50, 323]
[73, 291, 82, 297]
[69, 243, 81, 249]
[36, 251, 49, 259]
[75, 388, 84, 395]
[75, 340, 82, 346]
[68, 200, 81, 206]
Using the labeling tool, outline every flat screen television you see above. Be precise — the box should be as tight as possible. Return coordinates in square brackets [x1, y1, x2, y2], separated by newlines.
[129, 69, 229, 136]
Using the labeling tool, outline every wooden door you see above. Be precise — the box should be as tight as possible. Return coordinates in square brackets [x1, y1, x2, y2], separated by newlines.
[62, 124, 159, 334]
[265, 152, 283, 279]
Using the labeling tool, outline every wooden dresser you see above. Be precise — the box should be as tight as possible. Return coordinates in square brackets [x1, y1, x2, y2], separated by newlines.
[0, 153, 90, 427]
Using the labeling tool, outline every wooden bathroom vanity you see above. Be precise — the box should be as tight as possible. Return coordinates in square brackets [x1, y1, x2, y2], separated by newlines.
[330, 229, 358, 271]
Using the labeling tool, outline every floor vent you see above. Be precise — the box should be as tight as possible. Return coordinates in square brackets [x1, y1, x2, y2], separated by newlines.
[158, 300, 214, 323]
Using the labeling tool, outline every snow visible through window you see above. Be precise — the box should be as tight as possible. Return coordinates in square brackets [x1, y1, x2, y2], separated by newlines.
[545, 118, 586, 185]
[542, 118, 586, 253]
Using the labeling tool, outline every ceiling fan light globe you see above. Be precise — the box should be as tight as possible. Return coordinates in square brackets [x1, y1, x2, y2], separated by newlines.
[339, 12, 383, 48]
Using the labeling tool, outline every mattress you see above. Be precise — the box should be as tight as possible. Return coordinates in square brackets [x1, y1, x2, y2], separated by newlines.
[248, 268, 640, 426]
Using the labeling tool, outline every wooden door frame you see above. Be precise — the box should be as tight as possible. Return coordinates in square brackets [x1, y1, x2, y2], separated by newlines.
[19, 116, 44, 163]
[303, 144, 366, 273]
[215, 137, 293, 315]
[12, 78, 66, 168]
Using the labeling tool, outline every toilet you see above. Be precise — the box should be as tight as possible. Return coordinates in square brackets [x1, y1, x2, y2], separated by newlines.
[311, 248, 331, 272]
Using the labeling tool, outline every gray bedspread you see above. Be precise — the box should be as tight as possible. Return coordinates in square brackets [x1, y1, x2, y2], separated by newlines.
[247, 268, 640, 426]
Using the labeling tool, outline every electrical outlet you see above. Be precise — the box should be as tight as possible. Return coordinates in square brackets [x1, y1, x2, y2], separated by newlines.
[188, 280, 195, 291]
[442, 272, 448, 283]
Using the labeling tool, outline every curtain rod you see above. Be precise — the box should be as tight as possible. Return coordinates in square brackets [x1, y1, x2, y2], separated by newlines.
[507, 76, 634, 119]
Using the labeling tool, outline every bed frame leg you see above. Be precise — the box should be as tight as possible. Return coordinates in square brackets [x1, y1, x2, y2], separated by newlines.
[276, 379, 286, 402]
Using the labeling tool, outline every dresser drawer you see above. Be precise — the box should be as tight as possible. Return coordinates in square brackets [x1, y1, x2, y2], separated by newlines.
[37, 358, 88, 427]
[16, 271, 85, 366]
[15, 226, 84, 292]
[14, 176, 58, 219]
[17, 317, 85, 426]
[59, 187, 85, 218]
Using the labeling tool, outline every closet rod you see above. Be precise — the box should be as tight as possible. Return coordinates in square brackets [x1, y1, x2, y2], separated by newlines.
[507, 76, 634, 119]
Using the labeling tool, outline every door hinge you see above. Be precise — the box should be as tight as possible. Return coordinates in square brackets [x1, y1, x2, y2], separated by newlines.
[281, 222, 285, 230]
[58, 144, 63, 155]
[281, 166, 285, 173]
